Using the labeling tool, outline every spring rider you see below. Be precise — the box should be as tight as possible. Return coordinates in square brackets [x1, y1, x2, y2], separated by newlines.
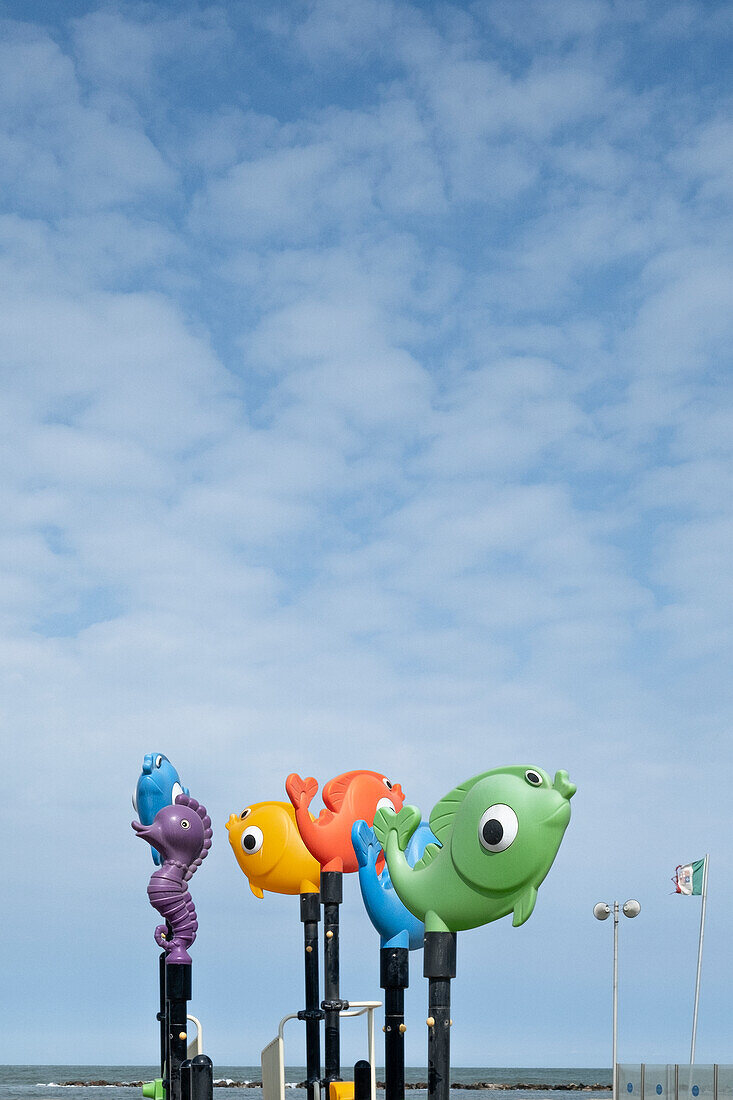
[226, 801, 322, 1100]
[286, 771, 405, 1092]
[133, 775, 213, 1100]
[352, 819, 436, 1100]
[373, 765, 576, 1100]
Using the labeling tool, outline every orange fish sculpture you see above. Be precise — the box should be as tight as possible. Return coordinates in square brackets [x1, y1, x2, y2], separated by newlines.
[286, 770, 405, 873]
[226, 801, 321, 897]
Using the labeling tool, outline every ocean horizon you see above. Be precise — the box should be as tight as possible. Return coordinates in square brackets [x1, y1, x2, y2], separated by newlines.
[0, 1065, 612, 1100]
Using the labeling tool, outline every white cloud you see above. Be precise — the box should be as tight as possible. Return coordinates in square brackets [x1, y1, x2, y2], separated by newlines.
[0, 25, 176, 214]
[1, 0, 732, 1067]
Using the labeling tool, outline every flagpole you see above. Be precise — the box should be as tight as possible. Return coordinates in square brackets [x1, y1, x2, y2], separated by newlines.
[690, 853, 709, 1065]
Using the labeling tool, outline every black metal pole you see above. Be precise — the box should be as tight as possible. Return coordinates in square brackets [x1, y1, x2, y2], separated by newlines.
[321, 870, 346, 1088]
[354, 1059, 372, 1100]
[381, 946, 409, 1100]
[158, 950, 168, 1079]
[299, 892, 323, 1100]
[181, 1059, 192, 1100]
[165, 962, 192, 1100]
[424, 933, 456, 1100]
[189, 1055, 214, 1100]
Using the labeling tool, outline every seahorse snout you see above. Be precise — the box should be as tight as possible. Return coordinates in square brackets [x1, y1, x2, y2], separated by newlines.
[132, 819, 163, 847]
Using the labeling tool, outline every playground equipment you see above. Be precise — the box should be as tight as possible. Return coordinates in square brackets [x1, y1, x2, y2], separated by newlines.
[133, 754, 189, 866]
[131, 758, 575, 1100]
[373, 766, 576, 1100]
[226, 802, 321, 897]
[262, 1003, 380, 1100]
[227, 801, 323, 1100]
[286, 770, 405, 1093]
[133, 777, 214, 1100]
[352, 819, 435, 1100]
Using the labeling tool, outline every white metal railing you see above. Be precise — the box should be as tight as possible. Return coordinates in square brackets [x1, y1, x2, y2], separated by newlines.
[338, 1001, 380, 1100]
[261, 1001, 382, 1100]
[186, 1014, 203, 1060]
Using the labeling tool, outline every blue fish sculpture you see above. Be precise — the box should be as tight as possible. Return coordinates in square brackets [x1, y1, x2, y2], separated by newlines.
[352, 818, 436, 949]
[133, 753, 189, 865]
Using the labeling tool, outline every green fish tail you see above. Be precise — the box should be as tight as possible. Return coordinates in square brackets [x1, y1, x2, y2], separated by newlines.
[373, 803, 421, 851]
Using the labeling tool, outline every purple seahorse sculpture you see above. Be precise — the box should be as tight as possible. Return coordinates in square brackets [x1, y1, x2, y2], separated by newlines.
[132, 794, 213, 964]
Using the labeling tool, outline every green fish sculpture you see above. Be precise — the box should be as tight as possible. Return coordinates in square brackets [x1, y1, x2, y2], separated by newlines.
[372, 766, 576, 934]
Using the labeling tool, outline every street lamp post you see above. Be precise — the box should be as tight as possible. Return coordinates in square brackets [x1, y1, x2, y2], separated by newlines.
[594, 899, 641, 1100]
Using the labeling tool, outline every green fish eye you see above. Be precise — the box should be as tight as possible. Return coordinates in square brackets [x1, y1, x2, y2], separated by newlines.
[478, 804, 518, 853]
[525, 770, 543, 787]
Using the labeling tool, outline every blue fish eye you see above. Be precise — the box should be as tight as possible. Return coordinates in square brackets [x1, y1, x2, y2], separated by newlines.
[525, 770, 543, 787]
[155, 755, 163, 768]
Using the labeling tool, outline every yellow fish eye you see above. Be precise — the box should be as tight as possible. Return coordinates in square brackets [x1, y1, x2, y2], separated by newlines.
[241, 825, 264, 854]
[240, 808, 251, 820]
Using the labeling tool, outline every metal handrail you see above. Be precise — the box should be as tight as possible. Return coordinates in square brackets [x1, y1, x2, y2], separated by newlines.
[186, 1014, 203, 1059]
[269, 1001, 382, 1100]
[338, 1001, 381, 1100]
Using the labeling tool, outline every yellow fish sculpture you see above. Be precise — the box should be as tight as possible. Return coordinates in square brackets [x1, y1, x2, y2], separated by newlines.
[226, 800, 321, 897]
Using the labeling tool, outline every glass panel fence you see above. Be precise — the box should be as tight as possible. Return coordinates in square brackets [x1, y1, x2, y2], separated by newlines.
[718, 1066, 733, 1100]
[619, 1064, 643, 1097]
[617, 1066, 733, 1100]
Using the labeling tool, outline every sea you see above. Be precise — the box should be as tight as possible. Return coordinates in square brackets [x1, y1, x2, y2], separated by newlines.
[0, 1066, 611, 1100]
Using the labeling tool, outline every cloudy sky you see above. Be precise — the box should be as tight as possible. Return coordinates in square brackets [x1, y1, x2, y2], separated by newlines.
[2, 0, 732, 1072]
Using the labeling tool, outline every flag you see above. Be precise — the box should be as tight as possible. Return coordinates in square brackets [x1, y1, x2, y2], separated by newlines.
[674, 858, 706, 895]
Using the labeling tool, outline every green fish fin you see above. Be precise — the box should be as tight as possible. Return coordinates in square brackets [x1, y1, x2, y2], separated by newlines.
[425, 909, 451, 933]
[373, 804, 420, 851]
[250, 883, 265, 899]
[412, 842, 441, 873]
[512, 886, 537, 927]
[428, 772, 491, 843]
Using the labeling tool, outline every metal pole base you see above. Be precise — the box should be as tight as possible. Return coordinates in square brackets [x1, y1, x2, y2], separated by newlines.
[424, 933, 456, 1100]
[381, 947, 409, 1100]
[300, 892, 323, 1100]
[165, 963, 192, 1100]
[321, 871, 346, 1089]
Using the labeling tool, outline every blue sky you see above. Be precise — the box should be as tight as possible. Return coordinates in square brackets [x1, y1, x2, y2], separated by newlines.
[2, 0, 732, 1070]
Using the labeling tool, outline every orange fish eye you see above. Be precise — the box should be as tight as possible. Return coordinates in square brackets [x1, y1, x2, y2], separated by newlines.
[382, 778, 393, 790]
[240, 808, 251, 820]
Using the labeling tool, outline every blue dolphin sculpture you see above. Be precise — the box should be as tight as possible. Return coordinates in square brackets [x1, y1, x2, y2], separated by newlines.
[133, 753, 189, 865]
[352, 818, 436, 949]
